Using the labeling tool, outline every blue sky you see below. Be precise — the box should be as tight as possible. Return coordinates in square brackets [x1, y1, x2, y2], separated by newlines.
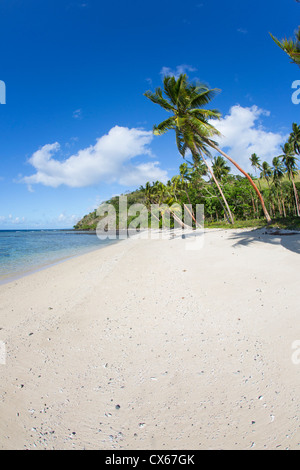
[0, 0, 299, 229]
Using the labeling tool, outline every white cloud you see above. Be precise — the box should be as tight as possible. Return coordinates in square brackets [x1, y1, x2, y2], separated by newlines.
[57, 213, 81, 225]
[72, 109, 82, 119]
[58, 213, 66, 222]
[22, 126, 168, 189]
[119, 161, 166, 186]
[160, 64, 197, 80]
[210, 105, 287, 173]
[0, 215, 25, 225]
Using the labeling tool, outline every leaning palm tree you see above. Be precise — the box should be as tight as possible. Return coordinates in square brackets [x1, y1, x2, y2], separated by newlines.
[144, 74, 271, 223]
[279, 142, 300, 216]
[190, 133, 235, 224]
[145, 75, 235, 224]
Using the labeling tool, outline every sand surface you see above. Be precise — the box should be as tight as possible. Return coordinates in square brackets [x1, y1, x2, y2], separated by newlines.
[0, 228, 299, 450]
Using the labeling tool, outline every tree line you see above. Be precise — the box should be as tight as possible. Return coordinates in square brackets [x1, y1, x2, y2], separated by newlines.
[140, 141, 300, 226]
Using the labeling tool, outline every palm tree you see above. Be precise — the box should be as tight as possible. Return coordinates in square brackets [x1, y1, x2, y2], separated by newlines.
[272, 157, 285, 183]
[178, 163, 197, 220]
[279, 142, 300, 216]
[151, 181, 191, 229]
[178, 162, 193, 197]
[144, 74, 271, 223]
[272, 156, 286, 217]
[169, 166, 197, 227]
[250, 153, 262, 190]
[211, 156, 235, 222]
[145, 75, 235, 224]
[192, 135, 235, 224]
[289, 123, 300, 155]
[208, 146, 271, 223]
[259, 161, 273, 216]
[260, 161, 273, 189]
[212, 156, 230, 181]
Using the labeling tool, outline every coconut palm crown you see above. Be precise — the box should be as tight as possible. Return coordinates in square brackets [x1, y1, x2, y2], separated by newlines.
[144, 74, 221, 161]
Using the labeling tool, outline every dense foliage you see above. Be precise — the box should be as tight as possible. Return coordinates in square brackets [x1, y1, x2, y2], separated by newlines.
[74, 133, 300, 232]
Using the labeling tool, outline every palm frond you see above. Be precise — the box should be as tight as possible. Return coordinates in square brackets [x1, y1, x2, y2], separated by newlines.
[187, 114, 221, 139]
[189, 87, 221, 108]
[153, 116, 176, 135]
[270, 32, 300, 67]
[189, 108, 221, 121]
[144, 89, 175, 112]
[163, 76, 180, 107]
[175, 128, 187, 157]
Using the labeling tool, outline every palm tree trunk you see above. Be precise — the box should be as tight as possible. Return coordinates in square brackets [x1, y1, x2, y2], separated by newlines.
[208, 180, 232, 224]
[251, 194, 256, 217]
[277, 196, 282, 216]
[200, 153, 235, 225]
[209, 142, 272, 224]
[291, 178, 300, 217]
[170, 209, 192, 229]
[183, 203, 202, 229]
[257, 177, 262, 191]
[281, 196, 287, 218]
[182, 186, 200, 227]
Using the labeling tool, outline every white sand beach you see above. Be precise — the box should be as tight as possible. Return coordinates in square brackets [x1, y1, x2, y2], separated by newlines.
[0, 228, 299, 450]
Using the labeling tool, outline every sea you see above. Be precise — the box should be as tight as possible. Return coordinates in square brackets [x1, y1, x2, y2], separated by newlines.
[0, 230, 118, 284]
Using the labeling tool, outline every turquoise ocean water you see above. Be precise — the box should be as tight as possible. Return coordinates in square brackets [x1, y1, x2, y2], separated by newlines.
[0, 230, 117, 284]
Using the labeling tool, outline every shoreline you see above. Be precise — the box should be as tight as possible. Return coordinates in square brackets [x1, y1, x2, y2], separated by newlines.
[0, 228, 299, 450]
[1, 226, 299, 287]
[0, 238, 121, 287]
[0, 228, 202, 286]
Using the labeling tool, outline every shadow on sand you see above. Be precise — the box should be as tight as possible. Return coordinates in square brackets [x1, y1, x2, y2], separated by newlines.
[229, 228, 300, 255]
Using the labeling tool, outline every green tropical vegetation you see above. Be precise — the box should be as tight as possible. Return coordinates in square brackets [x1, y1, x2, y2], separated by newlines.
[74, 126, 300, 232]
